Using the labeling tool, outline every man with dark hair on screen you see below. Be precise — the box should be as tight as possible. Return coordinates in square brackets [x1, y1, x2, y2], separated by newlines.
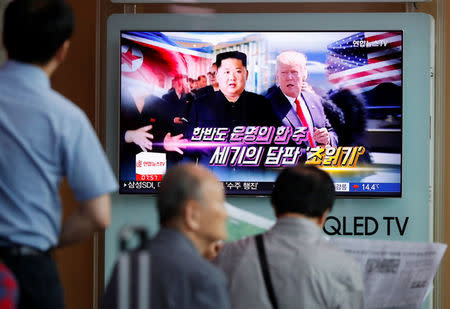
[104, 163, 230, 309]
[188, 77, 198, 91]
[214, 165, 364, 309]
[266, 51, 338, 147]
[197, 74, 208, 89]
[206, 62, 219, 92]
[196, 62, 219, 97]
[0, 0, 118, 308]
[187, 51, 279, 164]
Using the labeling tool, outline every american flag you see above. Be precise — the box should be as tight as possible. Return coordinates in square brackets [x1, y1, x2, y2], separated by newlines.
[326, 32, 402, 93]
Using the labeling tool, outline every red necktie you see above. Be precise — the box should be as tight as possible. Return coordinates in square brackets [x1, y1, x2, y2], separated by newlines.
[295, 98, 315, 147]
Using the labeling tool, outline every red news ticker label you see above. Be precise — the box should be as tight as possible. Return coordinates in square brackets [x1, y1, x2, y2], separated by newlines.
[136, 174, 163, 181]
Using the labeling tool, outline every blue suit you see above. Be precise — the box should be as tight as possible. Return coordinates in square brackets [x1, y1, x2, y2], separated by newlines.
[266, 87, 338, 147]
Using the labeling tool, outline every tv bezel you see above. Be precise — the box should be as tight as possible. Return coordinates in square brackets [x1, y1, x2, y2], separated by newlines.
[106, 13, 433, 199]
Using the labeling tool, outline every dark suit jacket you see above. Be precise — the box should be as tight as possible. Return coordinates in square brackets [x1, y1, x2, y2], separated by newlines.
[161, 89, 190, 136]
[103, 228, 230, 309]
[195, 85, 215, 98]
[187, 90, 280, 133]
[186, 90, 280, 164]
[266, 87, 338, 146]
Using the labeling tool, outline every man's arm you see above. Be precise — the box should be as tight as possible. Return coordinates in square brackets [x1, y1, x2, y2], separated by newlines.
[312, 101, 338, 147]
[58, 194, 111, 247]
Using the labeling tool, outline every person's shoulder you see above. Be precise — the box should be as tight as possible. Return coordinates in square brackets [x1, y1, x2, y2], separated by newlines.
[146, 94, 166, 104]
[43, 89, 91, 125]
[146, 94, 166, 109]
[243, 91, 272, 108]
[302, 90, 324, 104]
[161, 93, 170, 101]
[244, 90, 267, 100]
[215, 236, 256, 267]
[309, 240, 363, 283]
[158, 244, 227, 285]
[265, 86, 282, 100]
[196, 85, 213, 98]
[196, 90, 217, 102]
[223, 235, 255, 252]
[192, 91, 218, 109]
[162, 90, 176, 102]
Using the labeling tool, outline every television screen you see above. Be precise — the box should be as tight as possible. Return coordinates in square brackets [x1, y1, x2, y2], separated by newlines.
[119, 30, 402, 196]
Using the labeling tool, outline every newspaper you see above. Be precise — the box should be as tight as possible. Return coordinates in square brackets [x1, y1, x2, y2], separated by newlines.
[330, 238, 447, 309]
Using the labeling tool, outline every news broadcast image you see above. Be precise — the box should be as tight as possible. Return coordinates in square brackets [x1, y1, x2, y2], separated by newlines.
[119, 31, 402, 196]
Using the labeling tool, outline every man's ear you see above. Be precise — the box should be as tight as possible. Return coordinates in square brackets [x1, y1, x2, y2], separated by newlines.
[55, 40, 70, 63]
[184, 200, 202, 231]
[245, 69, 249, 80]
[318, 209, 330, 228]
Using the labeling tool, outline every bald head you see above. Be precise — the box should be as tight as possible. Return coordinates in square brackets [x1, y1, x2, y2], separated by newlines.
[157, 163, 222, 226]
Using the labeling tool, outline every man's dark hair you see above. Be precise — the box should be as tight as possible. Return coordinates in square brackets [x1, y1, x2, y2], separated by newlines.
[3, 0, 74, 64]
[271, 166, 335, 218]
[216, 51, 247, 68]
[157, 165, 204, 225]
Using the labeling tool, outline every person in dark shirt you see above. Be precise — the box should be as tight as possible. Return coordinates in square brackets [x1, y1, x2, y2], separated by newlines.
[157, 74, 192, 165]
[196, 62, 219, 98]
[161, 74, 191, 136]
[120, 78, 188, 177]
[197, 74, 207, 88]
[186, 51, 279, 165]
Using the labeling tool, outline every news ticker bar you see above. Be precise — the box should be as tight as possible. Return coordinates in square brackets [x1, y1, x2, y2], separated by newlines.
[119, 181, 400, 195]
[335, 183, 400, 192]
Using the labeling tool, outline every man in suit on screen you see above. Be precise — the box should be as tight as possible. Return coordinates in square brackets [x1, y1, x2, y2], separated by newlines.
[186, 51, 279, 165]
[266, 51, 338, 148]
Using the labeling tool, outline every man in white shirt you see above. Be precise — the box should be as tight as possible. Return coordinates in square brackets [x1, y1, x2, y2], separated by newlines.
[214, 165, 364, 308]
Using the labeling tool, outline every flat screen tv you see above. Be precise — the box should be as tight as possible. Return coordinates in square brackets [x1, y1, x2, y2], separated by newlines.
[106, 12, 411, 197]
